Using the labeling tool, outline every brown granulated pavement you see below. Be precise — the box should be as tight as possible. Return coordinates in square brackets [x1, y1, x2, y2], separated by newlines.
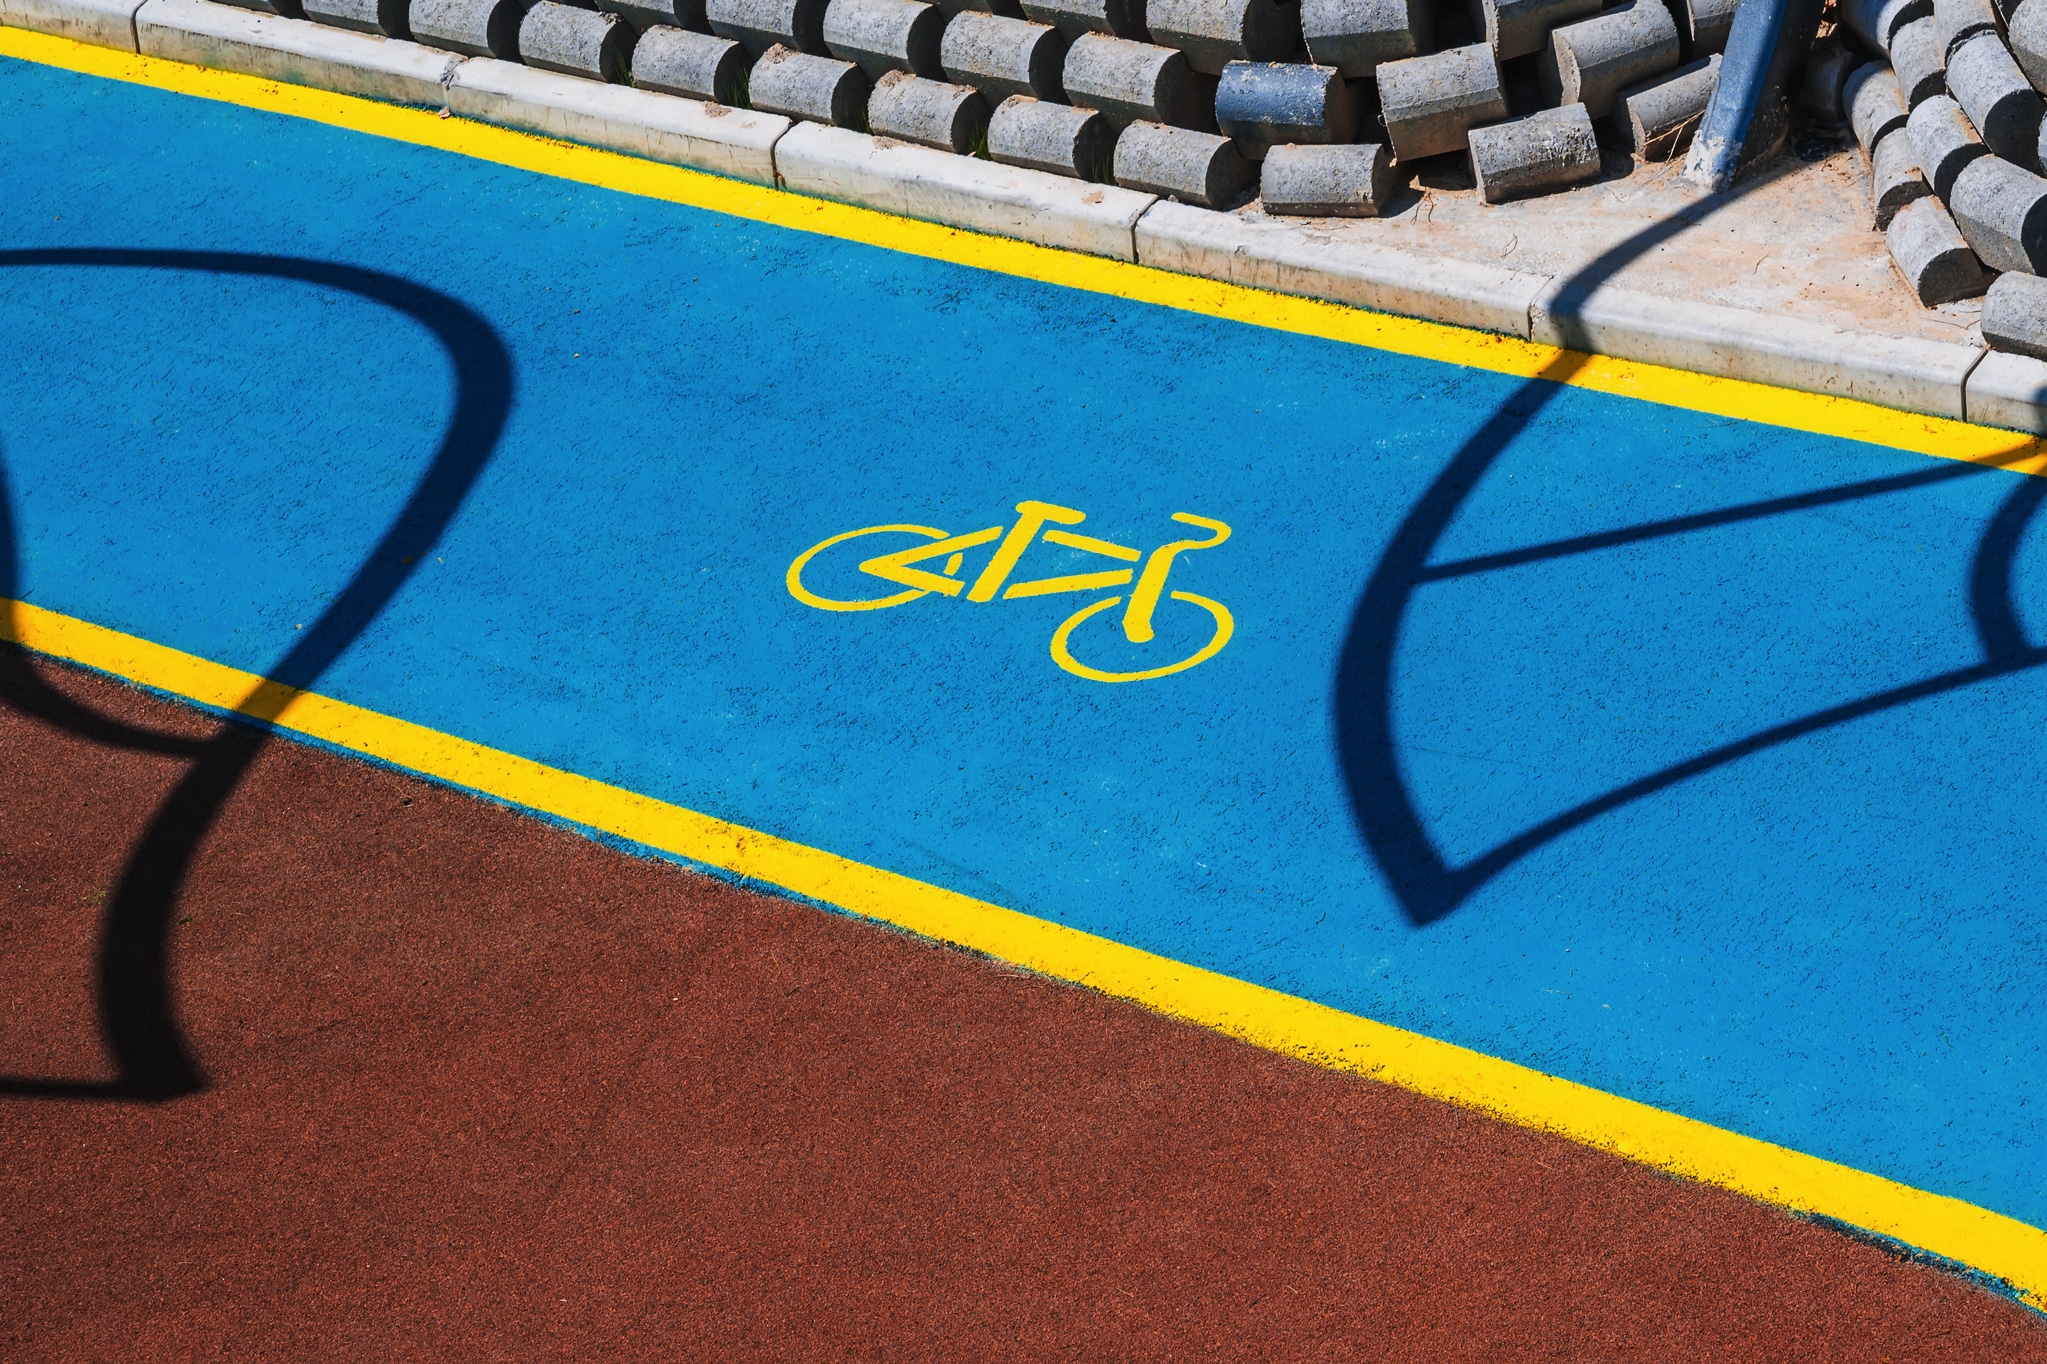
[4, 658, 2045, 1361]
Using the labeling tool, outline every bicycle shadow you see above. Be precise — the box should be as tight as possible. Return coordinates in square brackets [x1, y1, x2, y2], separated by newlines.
[1332, 182, 2047, 928]
[0, 249, 513, 1101]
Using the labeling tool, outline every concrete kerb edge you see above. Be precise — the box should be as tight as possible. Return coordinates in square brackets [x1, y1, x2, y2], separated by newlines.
[0, 5, 2035, 431]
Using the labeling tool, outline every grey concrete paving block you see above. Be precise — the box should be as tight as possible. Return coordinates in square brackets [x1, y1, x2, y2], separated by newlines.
[211, 0, 302, 19]
[987, 93, 1113, 174]
[139, 0, 462, 98]
[1674, 0, 1737, 54]
[1615, 52, 1717, 159]
[1300, 0, 1431, 75]
[1468, 0, 1597, 60]
[935, 0, 1023, 14]
[750, 42, 869, 119]
[822, 0, 942, 76]
[1847, 61, 1911, 150]
[1063, 32, 1217, 127]
[1378, 42, 1505, 159]
[1907, 92, 1988, 194]
[1983, 269, 2047, 356]
[1539, 0, 1678, 118]
[1467, 100, 1598, 201]
[1871, 125, 1934, 225]
[1017, 0, 1144, 39]
[1112, 119, 1252, 202]
[706, 0, 826, 55]
[1145, 0, 1299, 73]
[0, 0, 148, 51]
[1795, 35, 1855, 132]
[410, 0, 516, 55]
[1890, 15, 1947, 103]
[1843, 0, 1931, 47]
[1947, 32, 2043, 160]
[2013, 0, 2047, 88]
[868, 68, 990, 146]
[632, 23, 747, 98]
[1967, 350, 2047, 432]
[1950, 152, 2047, 269]
[1934, 0, 2002, 57]
[1214, 61, 1356, 157]
[1258, 140, 1397, 213]
[520, 0, 634, 79]
[602, 0, 710, 33]
[303, 0, 406, 39]
[446, 55, 789, 177]
[1885, 194, 1989, 303]
[939, 11, 1067, 101]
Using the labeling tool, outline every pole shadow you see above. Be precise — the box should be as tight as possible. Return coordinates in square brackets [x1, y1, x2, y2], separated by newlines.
[0, 249, 513, 1101]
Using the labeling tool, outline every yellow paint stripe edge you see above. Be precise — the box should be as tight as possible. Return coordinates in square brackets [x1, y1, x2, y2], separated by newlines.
[5, 24, 2047, 473]
[7, 596, 2044, 1306]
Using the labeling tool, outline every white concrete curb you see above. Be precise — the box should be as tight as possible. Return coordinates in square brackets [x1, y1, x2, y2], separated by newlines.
[447, 58, 787, 185]
[136, 0, 460, 106]
[775, 122, 1158, 263]
[1, 0, 140, 51]
[1531, 281, 1987, 419]
[1133, 202, 1550, 341]
[1967, 351, 2047, 433]
[7, 0, 2043, 434]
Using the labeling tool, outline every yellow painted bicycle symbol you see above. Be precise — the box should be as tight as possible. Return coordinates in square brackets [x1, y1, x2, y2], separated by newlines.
[786, 500, 1234, 683]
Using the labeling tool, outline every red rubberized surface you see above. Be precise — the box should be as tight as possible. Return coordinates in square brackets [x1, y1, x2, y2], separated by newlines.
[5, 661, 2046, 1360]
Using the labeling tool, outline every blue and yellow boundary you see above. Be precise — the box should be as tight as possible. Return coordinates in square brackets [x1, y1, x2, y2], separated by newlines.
[5, 21, 2047, 1306]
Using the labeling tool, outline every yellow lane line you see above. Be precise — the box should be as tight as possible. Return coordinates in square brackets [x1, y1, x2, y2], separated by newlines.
[6, 595, 2045, 1306]
[3, 24, 2045, 472]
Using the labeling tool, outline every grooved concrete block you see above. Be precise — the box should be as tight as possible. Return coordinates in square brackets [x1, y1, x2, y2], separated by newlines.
[1258, 140, 1397, 213]
[1300, 0, 1431, 74]
[1950, 152, 2047, 270]
[1018, 0, 1144, 39]
[987, 94, 1113, 174]
[1674, 0, 1737, 54]
[304, 0, 407, 39]
[633, 24, 747, 99]
[1984, 271, 2047, 357]
[1063, 32, 1216, 127]
[750, 42, 869, 119]
[1467, 100, 1599, 201]
[1908, 93, 1988, 194]
[1842, 0, 1930, 48]
[823, 0, 943, 76]
[1890, 15, 1946, 103]
[1967, 350, 2047, 432]
[1934, 0, 2002, 57]
[1145, 0, 1299, 73]
[1871, 126, 1934, 225]
[137, 0, 463, 101]
[446, 55, 787, 176]
[936, 0, 1022, 14]
[603, 0, 709, 34]
[521, 1, 635, 79]
[1795, 35, 1855, 131]
[706, 0, 826, 55]
[868, 68, 990, 146]
[940, 11, 1067, 101]
[1947, 32, 2043, 160]
[1847, 62, 1910, 151]
[413, 0, 517, 55]
[1469, 0, 1598, 59]
[775, 120, 1158, 255]
[0, 0, 148, 51]
[1539, 0, 1678, 118]
[1615, 52, 1717, 158]
[1214, 61, 1356, 157]
[1378, 42, 1505, 159]
[1113, 120, 1252, 202]
[2013, 0, 2047, 88]
[1886, 195, 1989, 303]
[212, 0, 302, 19]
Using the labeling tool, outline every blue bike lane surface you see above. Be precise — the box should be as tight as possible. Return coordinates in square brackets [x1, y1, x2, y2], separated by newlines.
[5, 53, 2046, 1231]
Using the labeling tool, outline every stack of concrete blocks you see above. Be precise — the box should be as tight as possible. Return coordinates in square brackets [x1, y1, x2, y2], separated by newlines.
[1839, 0, 2047, 317]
